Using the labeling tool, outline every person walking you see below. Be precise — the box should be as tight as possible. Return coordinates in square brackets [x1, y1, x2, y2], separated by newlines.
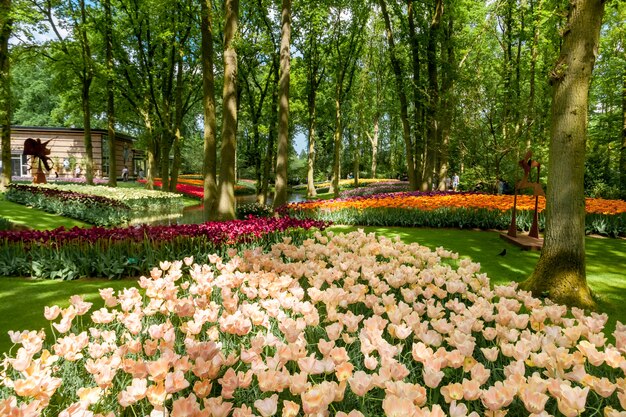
[122, 166, 129, 182]
[452, 173, 460, 191]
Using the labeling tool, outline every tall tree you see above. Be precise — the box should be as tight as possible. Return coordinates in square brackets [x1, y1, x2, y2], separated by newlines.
[216, 0, 239, 220]
[201, 0, 218, 219]
[522, 0, 605, 308]
[36, 0, 96, 184]
[379, 0, 417, 190]
[328, 2, 368, 196]
[104, 0, 117, 186]
[297, 2, 327, 198]
[622, 60, 626, 197]
[273, 0, 291, 209]
[0, 0, 11, 190]
[422, 0, 443, 191]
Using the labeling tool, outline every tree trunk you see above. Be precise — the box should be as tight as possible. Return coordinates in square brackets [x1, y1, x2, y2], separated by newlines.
[217, 0, 239, 220]
[423, 0, 443, 191]
[169, 54, 184, 193]
[619, 67, 626, 199]
[438, 14, 455, 191]
[379, 0, 417, 190]
[170, 130, 181, 192]
[105, 0, 116, 187]
[259, 57, 279, 207]
[273, 0, 291, 210]
[330, 93, 342, 197]
[528, 0, 543, 148]
[522, 0, 605, 309]
[82, 77, 94, 185]
[201, 0, 218, 219]
[407, 0, 422, 186]
[79, 0, 94, 185]
[0, 0, 11, 190]
[369, 115, 379, 178]
[306, 102, 317, 197]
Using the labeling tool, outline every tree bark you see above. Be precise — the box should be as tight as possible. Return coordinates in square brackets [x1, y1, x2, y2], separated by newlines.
[306, 101, 317, 197]
[217, 0, 239, 220]
[379, 0, 417, 190]
[407, 0, 423, 186]
[105, 0, 117, 187]
[0, 0, 11, 190]
[79, 0, 94, 185]
[273, 0, 291, 210]
[438, 14, 455, 191]
[619, 67, 626, 199]
[369, 115, 379, 178]
[201, 0, 218, 219]
[423, 0, 443, 191]
[330, 92, 342, 196]
[259, 57, 279, 207]
[522, 0, 605, 309]
[169, 53, 184, 193]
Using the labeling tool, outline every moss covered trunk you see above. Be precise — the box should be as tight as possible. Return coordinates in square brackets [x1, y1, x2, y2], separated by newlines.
[522, 0, 605, 309]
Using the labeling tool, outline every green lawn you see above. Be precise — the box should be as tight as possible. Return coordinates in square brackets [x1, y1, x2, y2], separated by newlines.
[0, 198, 89, 230]
[329, 225, 626, 340]
[0, 277, 138, 354]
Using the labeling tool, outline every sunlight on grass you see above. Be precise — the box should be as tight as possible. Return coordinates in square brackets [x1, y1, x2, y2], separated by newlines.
[0, 278, 137, 354]
[0, 198, 89, 230]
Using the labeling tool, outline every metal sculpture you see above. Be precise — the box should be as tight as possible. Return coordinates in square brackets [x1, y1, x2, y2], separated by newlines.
[22, 138, 53, 184]
[508, 150, 544, 239]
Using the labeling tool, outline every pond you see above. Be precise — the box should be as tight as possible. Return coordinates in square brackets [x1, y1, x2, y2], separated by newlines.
[135, 192, 307, 226]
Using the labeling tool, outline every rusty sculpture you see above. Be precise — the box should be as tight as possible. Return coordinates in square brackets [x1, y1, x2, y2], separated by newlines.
[22, 138, 53, 184]
[508, 150, 545, 239]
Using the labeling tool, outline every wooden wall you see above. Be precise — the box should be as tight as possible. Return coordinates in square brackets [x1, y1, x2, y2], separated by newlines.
[6, 127, 137, 179]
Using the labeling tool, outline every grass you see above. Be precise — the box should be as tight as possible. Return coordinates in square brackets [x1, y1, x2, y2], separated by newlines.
[329, 225, 626, 340]
[0, 278, 137, 355]
[0, 197, 89, 230]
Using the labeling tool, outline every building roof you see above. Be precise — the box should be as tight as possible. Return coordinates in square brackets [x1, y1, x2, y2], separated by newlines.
[9, 126, 137, 143]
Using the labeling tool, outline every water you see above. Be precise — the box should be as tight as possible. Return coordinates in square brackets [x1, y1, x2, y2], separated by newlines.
[138, 192, 307, 226]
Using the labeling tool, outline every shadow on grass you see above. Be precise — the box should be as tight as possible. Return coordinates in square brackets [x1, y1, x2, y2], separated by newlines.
[0, 278, 137, 354]
[0, 199, 88, 230]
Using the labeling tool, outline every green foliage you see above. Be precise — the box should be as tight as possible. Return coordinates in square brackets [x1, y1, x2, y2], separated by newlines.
[0, 217, 10, 231]
[4, 183, 184, 227]
[289, 206, 626, 237]
[5, 184, 131, 227]
[236, 202, 273, 219]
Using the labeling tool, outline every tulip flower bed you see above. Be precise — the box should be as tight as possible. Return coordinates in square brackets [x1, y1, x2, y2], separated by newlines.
[141, 179, 256, 199]
[283, 192, 626, 237]
[6, 184, 132, 227]
[5, 184, 184, 227]
[1, 230, 625, 417]
[293, 178, 402, 192]
[339, 181, 410, 198]
[0, 216, 328, 280]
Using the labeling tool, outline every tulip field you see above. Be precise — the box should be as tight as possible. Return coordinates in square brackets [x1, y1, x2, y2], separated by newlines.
[2, 230, 626, 416]
[1, 182, 626, 416]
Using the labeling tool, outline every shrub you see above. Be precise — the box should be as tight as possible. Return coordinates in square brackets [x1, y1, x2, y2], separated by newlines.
[282, 192, 626, 237]
[5, 184, 131, 227]
[236, 203, 273, 219]
[0, 217, 11, 231]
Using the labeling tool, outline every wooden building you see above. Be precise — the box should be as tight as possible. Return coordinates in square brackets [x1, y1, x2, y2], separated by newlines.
[1, 126, 145, 180]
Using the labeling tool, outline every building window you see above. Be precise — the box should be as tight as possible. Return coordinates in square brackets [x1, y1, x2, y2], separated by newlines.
[102, 139, 110, 176]
[10, 154, 29, 177]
